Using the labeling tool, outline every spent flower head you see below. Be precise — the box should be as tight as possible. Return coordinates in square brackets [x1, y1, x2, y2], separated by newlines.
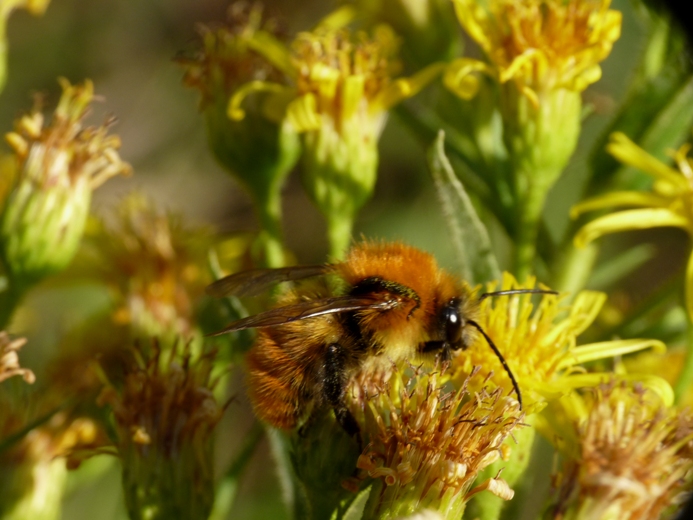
[348, 366, 522, 519]
[548, 380, 693, 520]
[85, 194, 212, 341]
[0, 79, 131, 297]
[0, 330, 33, 384]
[97, 340, 225, 520]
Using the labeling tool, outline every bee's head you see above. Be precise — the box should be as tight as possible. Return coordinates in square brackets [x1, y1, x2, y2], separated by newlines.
[440, 297, 476, 353]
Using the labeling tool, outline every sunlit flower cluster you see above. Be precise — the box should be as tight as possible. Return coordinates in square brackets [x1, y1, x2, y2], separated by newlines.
[450, 273, 664, 411]
[445, 0, 622, 105]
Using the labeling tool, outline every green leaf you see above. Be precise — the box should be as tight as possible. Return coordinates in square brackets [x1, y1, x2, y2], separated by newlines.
[209, 423, 264, 520]
[335, 486, 372, 520]
[427, 130, 501, 285]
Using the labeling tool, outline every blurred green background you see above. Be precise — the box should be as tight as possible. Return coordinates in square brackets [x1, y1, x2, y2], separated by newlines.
[2, 0, 689, 518]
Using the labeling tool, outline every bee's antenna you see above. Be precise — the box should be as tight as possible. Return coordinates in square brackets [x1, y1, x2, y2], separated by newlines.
[478, 289, 558, 301]
[467, 319, 523, 410]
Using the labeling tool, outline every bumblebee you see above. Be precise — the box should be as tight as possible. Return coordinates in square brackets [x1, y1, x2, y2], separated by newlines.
[208, 241, 551, 437]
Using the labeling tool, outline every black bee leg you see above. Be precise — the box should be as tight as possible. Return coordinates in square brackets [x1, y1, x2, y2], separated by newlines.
[324, 343, 362, 451]
[420, 341, 451, 362]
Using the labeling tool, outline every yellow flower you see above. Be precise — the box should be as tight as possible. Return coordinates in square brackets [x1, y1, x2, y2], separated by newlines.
[573, 132, 693, 320]
[229, 11, 443, 257]
[547, 380, 693, 520]
[0, 331, 33, 384]
[445, 0, 622, 105]
[349, 366, 522, 519]
[451, 273, 665, 412]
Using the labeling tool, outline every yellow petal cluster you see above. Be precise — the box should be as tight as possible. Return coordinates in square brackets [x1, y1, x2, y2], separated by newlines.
[573, 132, 693, 320]
[451, 273, 665, 410]
[229, 14, 442, 134]
[446, 0, 621, 105]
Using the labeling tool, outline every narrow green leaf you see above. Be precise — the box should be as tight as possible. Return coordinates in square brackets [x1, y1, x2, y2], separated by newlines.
[339, 486, 372, 520]
[427, 130, 501, 284]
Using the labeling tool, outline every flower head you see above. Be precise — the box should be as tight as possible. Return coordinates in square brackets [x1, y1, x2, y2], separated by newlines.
[97, 340, 225, 520]
[229, 13, 442, 257]
[445, 0, 622, 104]
[451, 273, 665, 411]
[0, 79, 131, 293]
[348, 366, 522, 519]
[85, 194, 212, 340]
[0, 331, 33, 384]
[548, 380, 693, 520]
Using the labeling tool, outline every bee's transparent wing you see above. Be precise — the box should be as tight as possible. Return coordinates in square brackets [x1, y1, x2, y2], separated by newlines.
[206, 265, 333, 298]
[207, 295, 400, 336]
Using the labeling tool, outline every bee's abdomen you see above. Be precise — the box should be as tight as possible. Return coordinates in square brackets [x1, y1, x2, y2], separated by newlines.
[245, 328, 317, 430]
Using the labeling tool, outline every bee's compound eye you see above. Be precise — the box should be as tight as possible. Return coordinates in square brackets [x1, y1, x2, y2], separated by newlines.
[442, 303, 464, 348]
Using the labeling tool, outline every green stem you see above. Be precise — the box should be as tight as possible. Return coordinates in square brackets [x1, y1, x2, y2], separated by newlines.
[0, 279, 25, 330]
[326, 211, 353, 261]
[513, 178, 551, 281]
[255, 184, 286, 268]
[675, 321, 693, 403]
[551, 242, 600, 294]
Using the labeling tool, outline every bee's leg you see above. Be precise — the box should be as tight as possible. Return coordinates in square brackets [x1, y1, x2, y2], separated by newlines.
[324, 343, 362, 451]
[420, 340, 451, 362]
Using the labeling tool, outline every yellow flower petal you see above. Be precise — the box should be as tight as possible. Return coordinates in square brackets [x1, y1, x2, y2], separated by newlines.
[285, 93, 321, 132]
[443, 58, 495, 100]
[560, 339, 666, 369]
[574, 208, 688, 248]
[686, 251, 693, 323]
[245, 30, 297, 79]
[313, 5, 356, 31]
[374, 62, 446, 112]
[606, 132, 685, 187]
[570, 191, 670, 219]
[227, 81, 292, 121]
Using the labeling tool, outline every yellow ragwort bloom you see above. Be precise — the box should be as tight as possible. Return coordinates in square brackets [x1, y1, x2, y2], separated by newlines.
[451, 273, 665, 412]
[445, 0, 622, 105]
[573, 132, 693, 320]
[229, 10, 443, 257]
[547, 381, 693, 520]
[349, 366, 521, 520]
